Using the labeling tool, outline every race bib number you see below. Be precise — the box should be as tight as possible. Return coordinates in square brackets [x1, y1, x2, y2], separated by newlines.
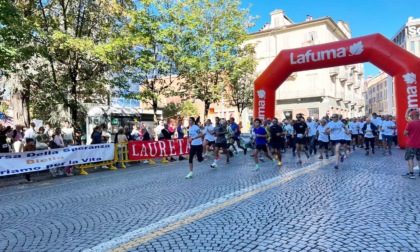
[2, 144, 8, 148]
[297, 133, 303, 138]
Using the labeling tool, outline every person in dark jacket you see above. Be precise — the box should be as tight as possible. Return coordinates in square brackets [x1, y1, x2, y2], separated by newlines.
[91, 126, 102, 144]
[141, 128, 150, 141]
[0, 126, 11, 153]
[162, 123, 176, 162]
[362, 118, 378, 155]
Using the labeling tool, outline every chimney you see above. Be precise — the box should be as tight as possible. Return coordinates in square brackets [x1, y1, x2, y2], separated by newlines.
[306, 15, 313, 21]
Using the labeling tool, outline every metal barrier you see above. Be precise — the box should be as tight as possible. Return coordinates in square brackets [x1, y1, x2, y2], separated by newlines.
[74, 142, 175, 175]
[74, 144, 119, 175]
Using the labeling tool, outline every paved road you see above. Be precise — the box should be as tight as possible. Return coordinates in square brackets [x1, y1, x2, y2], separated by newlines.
[1, 147, 418, 251]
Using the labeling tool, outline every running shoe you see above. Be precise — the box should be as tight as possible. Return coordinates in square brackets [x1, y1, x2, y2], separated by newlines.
[244, 149, 247, 155]
[319, 156, 323, 160]
[210, 163, 217, 168]
[185, 172, 193, 179]
[226, 160, 230, 164]
[252, 167, 259, 171]
[334, 165, 339, 169]
[277, 161, 283, 167]
[340, 155, 344, 163]
[365, 151, 369, 156]
[297, 160, 302, 165]
[403, 173, 415, 179]
[326, 155, 329, 159]
[305, 152, 310, 159]
[259, 157, 265, 162]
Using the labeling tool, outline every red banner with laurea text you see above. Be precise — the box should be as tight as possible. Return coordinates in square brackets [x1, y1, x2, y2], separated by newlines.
[128, 139, 190, 160]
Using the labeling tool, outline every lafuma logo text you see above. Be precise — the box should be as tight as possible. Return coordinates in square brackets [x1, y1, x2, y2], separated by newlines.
[257, 90, 266, 120]
[290, 41, 364, 65]
[403, 72, 418, 109]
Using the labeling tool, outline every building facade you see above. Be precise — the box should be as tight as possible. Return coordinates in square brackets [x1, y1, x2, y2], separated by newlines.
[364, 72, 392, 115]
[246, 10, 365, 120]
[374, 16, 420, 116]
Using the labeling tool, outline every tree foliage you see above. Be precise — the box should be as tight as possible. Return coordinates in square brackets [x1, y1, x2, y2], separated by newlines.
[176, 0, 256, 119]
[1, 0, 256, 126]
[162, 101, 199, 120]
[226, 44, 257, 117]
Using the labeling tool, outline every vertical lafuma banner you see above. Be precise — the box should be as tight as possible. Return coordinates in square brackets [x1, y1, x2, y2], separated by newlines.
[254, 33, 420, 148]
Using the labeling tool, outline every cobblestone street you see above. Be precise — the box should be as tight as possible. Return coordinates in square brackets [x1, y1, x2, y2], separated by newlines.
[1, 147, 419, 251]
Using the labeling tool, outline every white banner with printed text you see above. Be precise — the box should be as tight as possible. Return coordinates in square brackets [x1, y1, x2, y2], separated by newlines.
[0, 144, 114, 176]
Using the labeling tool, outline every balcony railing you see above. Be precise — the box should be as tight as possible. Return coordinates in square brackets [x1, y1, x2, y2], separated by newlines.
[338, 73, 347, 82]
[329, 67, 339, 77]
[334, 90, 345, 101]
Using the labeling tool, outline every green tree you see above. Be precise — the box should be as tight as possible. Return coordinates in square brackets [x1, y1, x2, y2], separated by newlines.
[226, 44, 257, 120]
[176, 0, 256, 119]
[4, 0, 136, 125]
[0, 0, 33, 74]
[162, 100, 198, 120]
[117, 0, 186, 125]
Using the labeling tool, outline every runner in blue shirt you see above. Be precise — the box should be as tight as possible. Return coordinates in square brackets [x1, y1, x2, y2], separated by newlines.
[229, 118, 247, 155]
[252, 119, 275, 171]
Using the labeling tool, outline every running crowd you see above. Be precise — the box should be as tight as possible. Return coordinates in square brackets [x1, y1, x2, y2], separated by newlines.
[1, 109, 419, 181]
[184, 110, 420, 180]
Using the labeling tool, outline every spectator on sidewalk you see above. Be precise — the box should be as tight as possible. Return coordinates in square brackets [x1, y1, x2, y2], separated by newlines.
[0, 126, 11, 153]
[115, 127, 129, 168]
[23, 139, 37, 182]
[23, 122, 36, 146]
[141, 127, 151, 141]
[101, 123, 110, 143]
[124, 125, 132, 141]
[177, 120, 186, 161]
[8, 125, 23, 153]
[35, 127, 49, 150]
[131, 124, 140, 141]
[91, 126, 102, 144]
[162, 123, 176, 162]
[404, 110, 420, 179]
[47, 128, 63, 177]
[44, 123, 53, 140]
[62, 120, 74, 146]
[74, 123, 83, 145]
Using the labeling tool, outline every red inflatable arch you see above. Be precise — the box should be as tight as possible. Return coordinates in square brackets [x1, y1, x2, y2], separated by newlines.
[254, 33, 420, 148]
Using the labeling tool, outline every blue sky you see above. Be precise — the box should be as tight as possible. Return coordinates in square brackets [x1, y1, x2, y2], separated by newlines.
[241, 0, 420, 78]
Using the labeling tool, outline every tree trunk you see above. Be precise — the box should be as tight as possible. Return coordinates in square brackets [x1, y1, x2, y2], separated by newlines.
[204, 100, 210, 120]
[11, 85, 30, 127]
[70, 81, 78, 123]
[153, 99, 158, 126]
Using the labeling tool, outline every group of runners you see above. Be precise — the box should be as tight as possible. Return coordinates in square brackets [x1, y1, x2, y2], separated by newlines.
[185, 112, 403, 178]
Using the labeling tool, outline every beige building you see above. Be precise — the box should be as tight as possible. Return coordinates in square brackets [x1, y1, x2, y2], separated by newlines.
[246, 10, 365, 120]
[365, 72, 391, 115]
[372, 16, 420, 116]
